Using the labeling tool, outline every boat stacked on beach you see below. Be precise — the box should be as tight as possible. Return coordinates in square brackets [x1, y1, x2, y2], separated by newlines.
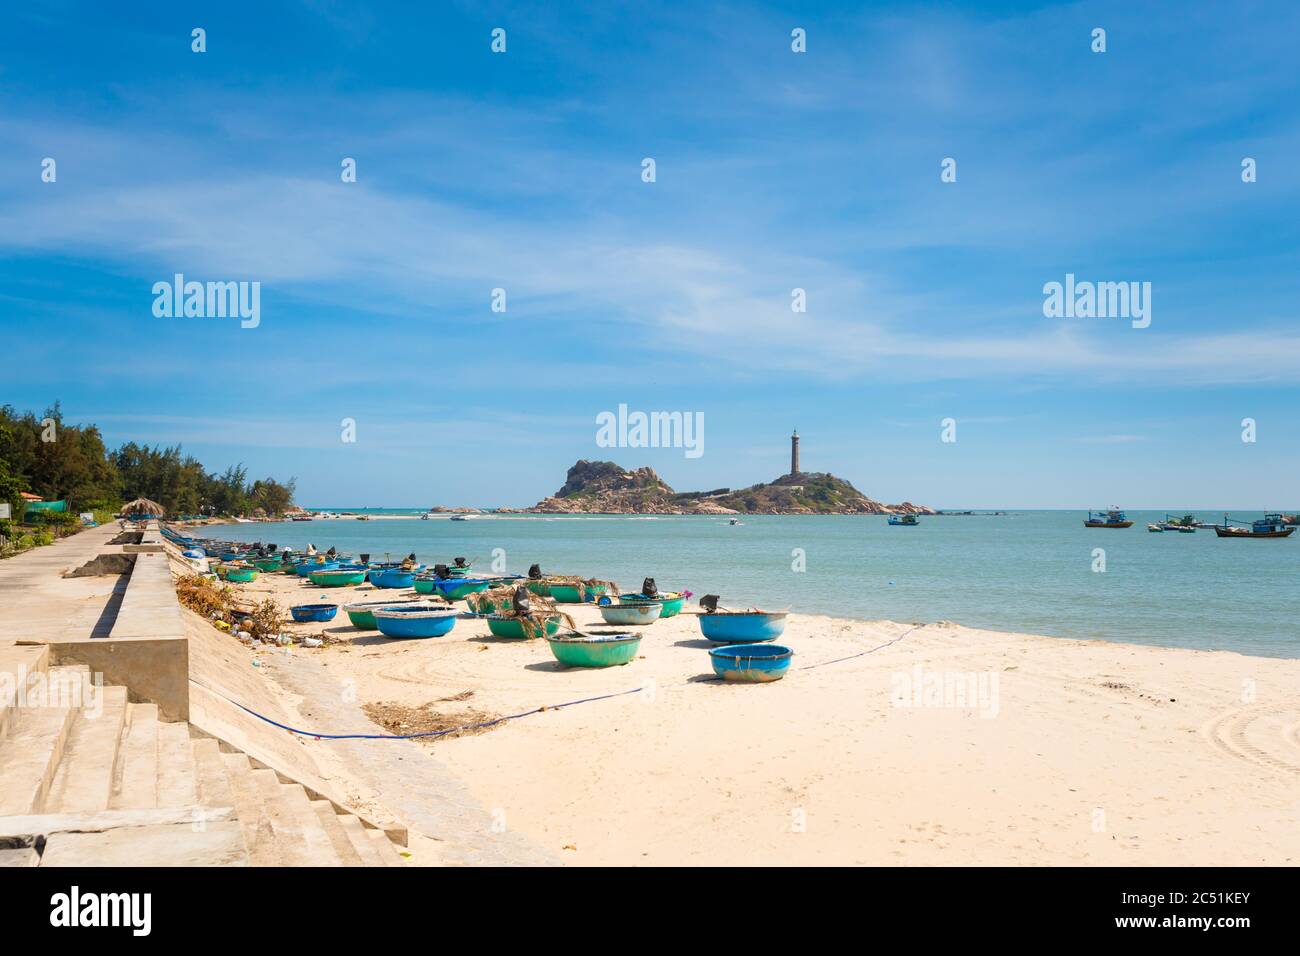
[167, 523, 803, 683]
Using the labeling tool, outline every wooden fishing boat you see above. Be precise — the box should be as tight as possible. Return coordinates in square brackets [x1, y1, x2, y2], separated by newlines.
[1147, 523, 1163, 532]
[708, 643, 793, 683]
[1213, 514, 1295, 539]
[545, 631, 642, 668]
[1084, 508, 1133, 528]
[887, 513, 919, 526]
[372, 605, 460, 639]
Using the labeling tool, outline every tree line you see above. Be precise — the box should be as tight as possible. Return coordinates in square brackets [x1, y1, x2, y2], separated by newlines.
[0, 403, 297, 519]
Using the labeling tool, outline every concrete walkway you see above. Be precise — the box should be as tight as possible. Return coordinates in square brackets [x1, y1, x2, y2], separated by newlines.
[0, 524, 125, 648]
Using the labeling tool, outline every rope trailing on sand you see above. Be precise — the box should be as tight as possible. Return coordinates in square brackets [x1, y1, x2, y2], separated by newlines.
[189, 623, 928, 742]
[794, 623, 926, 671]
[189, 677, 645, 740]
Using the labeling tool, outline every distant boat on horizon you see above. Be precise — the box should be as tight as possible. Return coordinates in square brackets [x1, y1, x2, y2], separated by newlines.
[1084, 508, 1133, 528]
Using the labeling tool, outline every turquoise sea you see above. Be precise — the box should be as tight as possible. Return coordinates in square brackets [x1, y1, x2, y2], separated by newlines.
[205, 510, 1300, 659]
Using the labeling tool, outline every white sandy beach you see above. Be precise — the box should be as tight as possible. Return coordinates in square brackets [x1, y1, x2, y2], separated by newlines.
[213, 568, 1300, 866]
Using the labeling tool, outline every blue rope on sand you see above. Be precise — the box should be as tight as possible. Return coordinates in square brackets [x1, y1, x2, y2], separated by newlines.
[192, 623, 925, 741]
[191, 679, 645, 740]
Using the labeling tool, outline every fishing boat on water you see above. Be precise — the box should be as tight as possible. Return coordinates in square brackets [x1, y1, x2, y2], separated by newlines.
[1213, 513, 1295, 539]
[887, 513, 919, 526]
[1084, 508, 1133, 528]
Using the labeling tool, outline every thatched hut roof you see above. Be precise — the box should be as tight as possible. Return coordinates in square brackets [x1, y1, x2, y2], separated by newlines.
[122, 497, 165, 516]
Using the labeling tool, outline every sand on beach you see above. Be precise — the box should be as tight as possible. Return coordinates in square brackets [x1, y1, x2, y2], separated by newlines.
[215, 567, 1300, 866]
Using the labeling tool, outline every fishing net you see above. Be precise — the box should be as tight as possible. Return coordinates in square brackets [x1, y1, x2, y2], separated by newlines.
[469, 585, 575, 638]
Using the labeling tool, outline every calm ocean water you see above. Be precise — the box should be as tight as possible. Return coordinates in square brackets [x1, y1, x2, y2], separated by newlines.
[205, 510, 1300, 659]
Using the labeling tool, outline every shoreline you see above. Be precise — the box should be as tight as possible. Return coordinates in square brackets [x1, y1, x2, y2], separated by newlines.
[203, 564, 1300, 865]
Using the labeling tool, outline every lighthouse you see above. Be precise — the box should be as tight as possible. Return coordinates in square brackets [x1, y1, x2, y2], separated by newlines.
[790, 430, 800, 476]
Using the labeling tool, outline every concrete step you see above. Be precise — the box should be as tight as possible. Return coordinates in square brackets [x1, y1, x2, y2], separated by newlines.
[0, 645, 49, 744]
[0, 843, 40, 867]
[219, 752, 277, 866]
[337, 812, 390, 866]
[366, 825, 406, 866]
[110, 703, 159, 809]
[39, 817, 248, 866]
[309, 800, 366, 866]
[252, 771, 342, 866]
[155, 721, 198, 806]
[45, 685, 128, 814]
[191, 738, 236, 808]
[0, 706, 77, 816]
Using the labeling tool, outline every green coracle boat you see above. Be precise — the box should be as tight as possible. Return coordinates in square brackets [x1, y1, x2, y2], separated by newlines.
[617, 591, 684, 617]
[545, 631, 642, 667]
[486, 614, 562, 640]
[253, 557, 283, 572]
[344, 599, 424, 630]
[218, 564, 258, 583]
[309, 568, 368, 587]
[548, 582, 610, 604]
[466, 591, 512, 614]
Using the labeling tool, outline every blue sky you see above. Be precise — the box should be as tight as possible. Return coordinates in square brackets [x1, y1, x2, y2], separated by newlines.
[2, 1, 1298, 508]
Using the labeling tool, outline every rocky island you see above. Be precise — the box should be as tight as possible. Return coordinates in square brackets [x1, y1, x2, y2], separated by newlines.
[527, 458, 932, 516]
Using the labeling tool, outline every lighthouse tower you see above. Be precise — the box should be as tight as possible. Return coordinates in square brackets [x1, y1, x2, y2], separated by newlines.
[790, 430, 801, 476]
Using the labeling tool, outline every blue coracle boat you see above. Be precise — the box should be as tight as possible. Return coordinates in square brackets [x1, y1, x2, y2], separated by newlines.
[709, 644, 793, 682]
[290, 604, 338, 623]
[372, 605, 460, 639]
[371, 567, 419, 589]
[698, 610, 788, 644]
